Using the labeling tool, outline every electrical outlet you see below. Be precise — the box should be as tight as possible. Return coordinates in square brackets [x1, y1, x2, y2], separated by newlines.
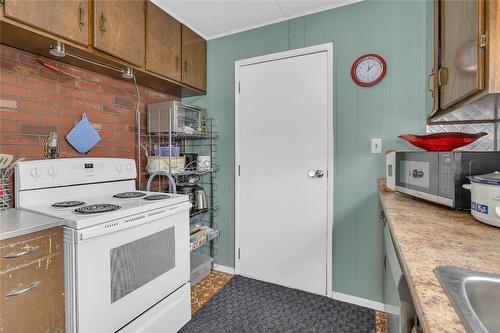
[371, 138, 382, 153]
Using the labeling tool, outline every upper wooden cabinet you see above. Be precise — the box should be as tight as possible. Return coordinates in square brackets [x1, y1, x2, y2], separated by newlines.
[428, 0, 500, 120]
[182, 25, 207, 92]
[3, 0, 89, 45]
[0, 0, 207, 94]
[439, 0, 485, 109]
[94, 0, 146, 67]
[146, 2, 182, 82]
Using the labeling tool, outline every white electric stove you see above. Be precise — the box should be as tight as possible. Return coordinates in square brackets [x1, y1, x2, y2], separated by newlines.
[15, 158, 192, 333]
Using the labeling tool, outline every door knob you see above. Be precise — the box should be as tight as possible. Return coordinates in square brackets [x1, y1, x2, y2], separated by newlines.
[307, 169, 324, 179]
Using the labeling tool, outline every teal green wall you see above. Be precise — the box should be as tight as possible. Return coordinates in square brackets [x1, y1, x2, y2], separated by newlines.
[185, 0, 430, 303]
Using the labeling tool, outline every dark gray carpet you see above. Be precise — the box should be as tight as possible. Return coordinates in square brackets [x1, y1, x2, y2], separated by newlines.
[180, 276, 376, 333]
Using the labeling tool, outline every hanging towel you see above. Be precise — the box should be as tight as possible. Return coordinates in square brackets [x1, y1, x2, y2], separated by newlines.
[66, 114, 101, 154]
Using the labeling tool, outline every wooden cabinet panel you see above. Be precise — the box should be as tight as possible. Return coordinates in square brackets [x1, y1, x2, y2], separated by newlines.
[0, 228, 64, 333]
[0, 232, 59, 271]
[146, 2, 181, 81]
[429, 0, 440, 115]
[94, 0, 146, 67]
[439, 0, 485, 108]
[182, 25, 207, 91]
[4, 0, 89, 45]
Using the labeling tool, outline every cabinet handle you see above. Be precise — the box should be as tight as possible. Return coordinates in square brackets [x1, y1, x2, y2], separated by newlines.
[6, 281, 40, 297]
[427, 72, 434, 97]
[100, 12, 107, 32]
[79, 2, 86, 27]
[383, 254, 387, 271]
[379, 211, 386, 225]
[3, 246, 39, 259]
[184, 59, 188, 73]
[175, 56, 180, 70]
[437, 67, 448, 87]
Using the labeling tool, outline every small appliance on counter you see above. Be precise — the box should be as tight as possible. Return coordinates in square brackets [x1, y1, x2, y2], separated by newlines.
[182, 153, 198, 171]
[387, 151, 500, 209]
[197, 155, 211, 171]
[147, 100, 206, 134]
[464, 171, 500, 227]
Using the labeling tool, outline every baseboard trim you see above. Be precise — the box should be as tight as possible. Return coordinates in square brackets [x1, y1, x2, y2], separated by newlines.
[213, 264, 235, 275]
[385, 304, 399, 315]
[332, 292, 385, 312]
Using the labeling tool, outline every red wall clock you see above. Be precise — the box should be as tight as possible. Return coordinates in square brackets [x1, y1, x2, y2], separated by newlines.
[351, 54, 387, 87]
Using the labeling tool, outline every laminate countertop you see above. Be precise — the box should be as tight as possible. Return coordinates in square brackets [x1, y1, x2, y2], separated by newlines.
[0, 208, 63, 240]
[379, 184, 500, 333]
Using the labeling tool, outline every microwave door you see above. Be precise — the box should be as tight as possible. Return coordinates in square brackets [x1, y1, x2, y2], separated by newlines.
[396, 152, 439, 199]
[177, 106, 200, 131]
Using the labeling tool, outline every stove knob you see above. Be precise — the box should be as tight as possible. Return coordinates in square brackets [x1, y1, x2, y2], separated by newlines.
[30, 167, 42, 178]
[47, 166, 58, 177]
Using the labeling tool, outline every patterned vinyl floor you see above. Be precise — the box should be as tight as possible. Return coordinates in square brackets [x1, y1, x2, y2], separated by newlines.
[191, 270, 233, 314]
[188, 271, 387, 333]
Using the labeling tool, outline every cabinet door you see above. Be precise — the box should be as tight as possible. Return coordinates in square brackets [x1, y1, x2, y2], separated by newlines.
[146, 2, 181, 81]
[4, 0, 89, 45]
[428, 0, 440, 116]
[0, 230, 64, 333]
[0, 254, 65, 333]
[181, 25, 207, 91]
[94, 0, 146, 67]
[439, 0, 485, 108]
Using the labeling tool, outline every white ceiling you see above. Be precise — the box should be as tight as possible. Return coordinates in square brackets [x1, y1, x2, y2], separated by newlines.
[152, 0, 362, 40]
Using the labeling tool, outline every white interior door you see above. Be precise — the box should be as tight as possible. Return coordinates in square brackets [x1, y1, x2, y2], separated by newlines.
[236, 44, 333, 296]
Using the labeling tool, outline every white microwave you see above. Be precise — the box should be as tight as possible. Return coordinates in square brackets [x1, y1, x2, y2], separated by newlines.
[147, 100, 206, 134]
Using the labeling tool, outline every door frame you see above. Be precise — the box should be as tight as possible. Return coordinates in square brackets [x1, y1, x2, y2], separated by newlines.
[234, 43, 334, 297]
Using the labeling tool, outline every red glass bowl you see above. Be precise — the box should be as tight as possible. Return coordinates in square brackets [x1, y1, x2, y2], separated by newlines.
[398, 132, 487, 151]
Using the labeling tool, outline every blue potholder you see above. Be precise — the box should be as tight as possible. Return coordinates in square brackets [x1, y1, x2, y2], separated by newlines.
[66, 114, 101, 154]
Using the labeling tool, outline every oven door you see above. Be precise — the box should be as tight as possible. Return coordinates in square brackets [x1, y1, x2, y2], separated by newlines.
[395, 152, 439, 202]
[75, 204, 190, 333]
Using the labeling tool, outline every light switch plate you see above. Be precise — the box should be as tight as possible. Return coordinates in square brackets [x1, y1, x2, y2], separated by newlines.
[371, 138, 382, 153]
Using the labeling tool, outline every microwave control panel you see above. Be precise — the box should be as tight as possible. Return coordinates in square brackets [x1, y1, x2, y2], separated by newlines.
[438, 153, 455, 199]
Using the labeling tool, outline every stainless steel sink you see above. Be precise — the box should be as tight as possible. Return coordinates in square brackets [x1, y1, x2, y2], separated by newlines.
[435, 266, 500, 333]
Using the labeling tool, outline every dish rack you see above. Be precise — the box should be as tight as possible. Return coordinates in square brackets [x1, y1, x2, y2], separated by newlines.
[139, 102, 220, 279]
[0, 167, 14, 209]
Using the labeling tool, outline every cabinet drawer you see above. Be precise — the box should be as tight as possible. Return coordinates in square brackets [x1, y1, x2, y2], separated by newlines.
[0, 230, 62, 271]
[0, 253, 65, 333]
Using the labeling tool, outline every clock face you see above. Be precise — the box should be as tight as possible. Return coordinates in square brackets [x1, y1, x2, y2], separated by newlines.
[351, 54, 387, 87]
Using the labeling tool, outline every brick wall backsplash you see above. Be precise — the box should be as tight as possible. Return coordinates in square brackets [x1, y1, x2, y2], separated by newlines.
[0, 44, 178, 163]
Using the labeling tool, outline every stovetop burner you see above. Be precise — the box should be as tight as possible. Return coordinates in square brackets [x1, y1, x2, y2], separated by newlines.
[52, 201, 86, 208]
[113, 192, 147, 199]
[143, 194, 171, 201]
[75, 204, 121, 214]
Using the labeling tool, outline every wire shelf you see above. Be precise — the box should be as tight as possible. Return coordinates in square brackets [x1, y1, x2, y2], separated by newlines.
[190, 226, 220, 252]
[144, 132, 220, 140]
[190, 205, 220, 220]
[139, 101, 218, 257]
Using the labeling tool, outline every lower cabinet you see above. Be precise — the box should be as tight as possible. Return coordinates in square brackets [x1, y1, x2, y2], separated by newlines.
[381, 211, 417, 333]
[0, 228, 65, 333]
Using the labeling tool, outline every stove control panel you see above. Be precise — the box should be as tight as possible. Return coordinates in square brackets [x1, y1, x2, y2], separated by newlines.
[16, 158, 137, 191]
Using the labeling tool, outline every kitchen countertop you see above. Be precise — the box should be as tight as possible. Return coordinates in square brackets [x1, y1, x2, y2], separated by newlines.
[378, 183, 500, 333]
[0, 208, 64, 240]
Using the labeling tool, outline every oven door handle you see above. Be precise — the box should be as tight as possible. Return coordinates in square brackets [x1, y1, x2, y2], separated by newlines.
[79, 201, 191, 241]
